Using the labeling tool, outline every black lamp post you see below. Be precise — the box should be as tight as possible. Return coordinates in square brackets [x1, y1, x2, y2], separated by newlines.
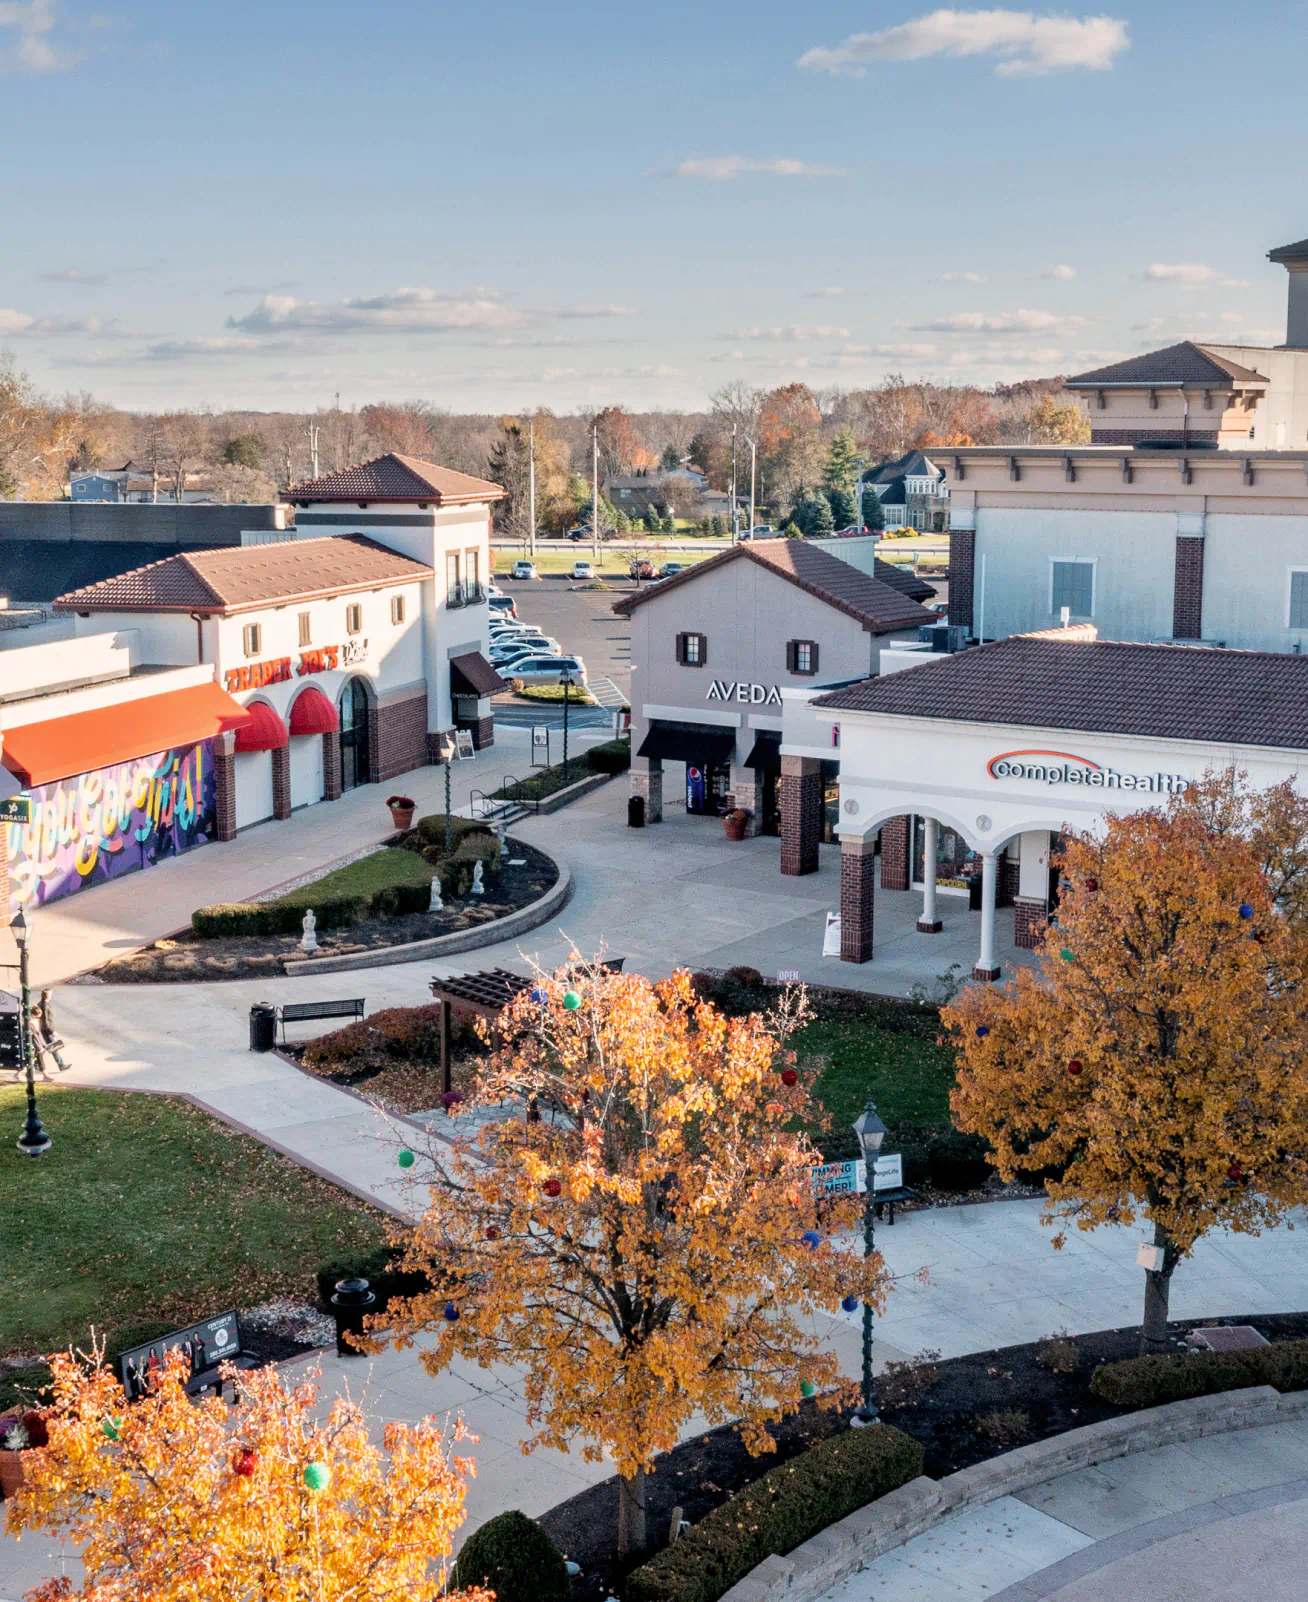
[559, 667, 574, 771]
[440, 734, 455, 856]
[852, 1097, 886, 1421]
[13, 910, 50, 1158]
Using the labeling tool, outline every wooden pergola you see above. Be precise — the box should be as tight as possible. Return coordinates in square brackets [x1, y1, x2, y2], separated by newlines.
[428, 967, 536, 1094]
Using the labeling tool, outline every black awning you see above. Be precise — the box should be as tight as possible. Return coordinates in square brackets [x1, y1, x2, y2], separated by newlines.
[450, 651, 506, 697]
[637, 720, 736, 765]
[743, 731, 782, 774]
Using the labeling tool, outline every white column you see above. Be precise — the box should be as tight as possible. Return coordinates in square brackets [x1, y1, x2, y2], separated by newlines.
[974, 850, 1000, 981]
[917, 816, 942, 933]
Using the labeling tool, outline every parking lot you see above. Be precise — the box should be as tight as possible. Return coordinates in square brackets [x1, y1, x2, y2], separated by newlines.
[491, 572, 638, 718]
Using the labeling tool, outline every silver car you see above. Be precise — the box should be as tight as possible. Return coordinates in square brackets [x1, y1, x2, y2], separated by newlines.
[509, 652, 587, 685]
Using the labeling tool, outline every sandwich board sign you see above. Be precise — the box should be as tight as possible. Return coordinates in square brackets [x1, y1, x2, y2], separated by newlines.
[822, 912, 842, 958]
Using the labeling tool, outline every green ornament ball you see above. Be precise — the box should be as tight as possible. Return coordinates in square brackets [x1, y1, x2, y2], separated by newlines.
[1060, 948, 1075, 963]
[562, 990, 581, 1011]
[103, 1416, 123, 1441]
[800, 1379, 816, 1399]
[397, 1147, 416, 1170]
[303, 1461, 331, 1492]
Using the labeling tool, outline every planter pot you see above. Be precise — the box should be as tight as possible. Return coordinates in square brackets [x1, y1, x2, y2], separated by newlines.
[387, 802, 416, 831]
[0, 1449, 26, 1500]
[723, 817, 747, 843]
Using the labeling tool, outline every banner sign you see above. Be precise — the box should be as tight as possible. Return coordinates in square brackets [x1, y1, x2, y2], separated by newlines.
[5, 740, 218, 913]
[455, 730, 475, 760]
[119, 1311, 240, 1401]
[809, 1154, 904, 1198]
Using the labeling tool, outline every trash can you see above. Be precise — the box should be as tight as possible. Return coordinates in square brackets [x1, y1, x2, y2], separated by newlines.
[330, 1277, 376, 1357]
[628, 794, 646, 829]
[248, 1003, 277, 1053]
[967, 875, 983, 912]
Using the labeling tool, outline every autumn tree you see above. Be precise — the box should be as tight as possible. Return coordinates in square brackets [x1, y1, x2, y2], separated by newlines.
[488, 411, 572, 543]
[7, 1346, 489, 1602]
[382, 960, 887, 1555]
[1025, 393, 1091, 445]
[945, 779, 1308, 1354]
[758, 383, 823, 506]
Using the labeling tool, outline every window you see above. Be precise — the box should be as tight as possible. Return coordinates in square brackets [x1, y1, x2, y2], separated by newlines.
[1051, 560, 1094, 618]
[446, 551, 462, 606]
[676, 631, 706, 667]
[390, 594, 406, 625]
[242, 622, 261, 657]
[297, 611, 311, 646]
[787, 639, 819, 675]
[465, 547, 481, 600]
[1290, 571, 1308, 630]
[345, 603, 363, 635]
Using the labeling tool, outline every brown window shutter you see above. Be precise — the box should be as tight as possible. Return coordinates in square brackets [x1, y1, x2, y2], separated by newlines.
[809, 641, 819, 674]
[675, 632, 686, 665]
[786, 640, 797, 672]
[699, 634, 707, 667]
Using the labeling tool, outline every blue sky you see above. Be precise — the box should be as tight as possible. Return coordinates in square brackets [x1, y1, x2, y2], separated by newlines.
[2, 1, 1305, 413]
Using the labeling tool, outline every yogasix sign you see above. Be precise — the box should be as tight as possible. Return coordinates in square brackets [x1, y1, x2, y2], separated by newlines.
[987, 749, 1190, 795]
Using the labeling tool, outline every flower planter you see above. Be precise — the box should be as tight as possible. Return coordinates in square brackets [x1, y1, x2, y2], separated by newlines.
[723, 816, 748, 843]
[386, 796, 416, 831]
[0, 1448, 26, 1500]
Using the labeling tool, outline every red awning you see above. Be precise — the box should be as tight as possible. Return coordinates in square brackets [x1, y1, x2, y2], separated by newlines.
[233, 700, 289, 753]
[288, 685, 339, 736]
[0, 681, 252, 789]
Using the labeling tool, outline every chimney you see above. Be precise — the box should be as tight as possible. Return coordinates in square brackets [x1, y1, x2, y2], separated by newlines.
[1268, 236, 1308, 348]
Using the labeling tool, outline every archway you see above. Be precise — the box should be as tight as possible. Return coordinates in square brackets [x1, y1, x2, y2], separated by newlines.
[339, 677, 372, 791]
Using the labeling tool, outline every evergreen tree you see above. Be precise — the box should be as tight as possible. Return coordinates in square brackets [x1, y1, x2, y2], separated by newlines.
[826, 486, 855, 529]
[660, 510, 675, 534]
[643, 503, 661, 533]
[860, 486, 886, 532]
[661, 443, 682, 471]
[822, 427, 862, 499]
[810, 493, 835, 536]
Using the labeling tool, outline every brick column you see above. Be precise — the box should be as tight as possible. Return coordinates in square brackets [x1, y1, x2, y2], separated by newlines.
[323, 731, 342, 801]
[213, 730, 237, 842]
[1013, 896, 1047, 950]
[271, 745, 292, 820]
[780, 755, 821, 876]
[426, 731, 452, 765]
[840, 835, 876, 964]
[949, 526, 975, 634]
[473, 715, 495, 750]
[631, 758, 663, 823]
[880, 814, 911, 891]
[728, 764, 764, 837]
[1173, 535, 1205, 640]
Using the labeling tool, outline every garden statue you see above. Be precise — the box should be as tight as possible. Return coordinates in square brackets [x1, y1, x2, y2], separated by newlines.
[471, 861, 485, 896]
[299, 908, 318, 954]
[429, 875, 443, 912]
[496, 820, 508, 858]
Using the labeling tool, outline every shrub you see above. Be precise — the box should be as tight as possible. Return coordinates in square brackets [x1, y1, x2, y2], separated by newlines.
[303, 1003, 448, 1070]
[192, 894, 369, 938]
[1037, 1332, 1080, 1375]
[879, 1348, 942, 1411]
[451, 1509, 570, 1602]
[315, 1244, 431, 1317]
[414, 814, 489, 854]
[586, 738, 632, 774]
[624, 1422, 922, 1602]
[1089, 1337, 1308, 1408]
[0, 1362, 51, 1417]
[976, 1409, 1029, 1446]
[924, 1128, 992, 1192]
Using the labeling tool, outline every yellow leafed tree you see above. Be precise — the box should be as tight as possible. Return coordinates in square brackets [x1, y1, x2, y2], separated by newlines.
[382, 960, 887, 1553]
[945, 771, 1308, 1353]
[6, 1348, 490, 1602]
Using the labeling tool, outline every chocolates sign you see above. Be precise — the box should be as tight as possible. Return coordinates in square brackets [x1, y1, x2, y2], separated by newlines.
[224, 640, 367, 694]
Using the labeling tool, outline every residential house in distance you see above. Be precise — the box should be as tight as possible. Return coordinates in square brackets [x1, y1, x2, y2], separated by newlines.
[862, 449, 950, 531]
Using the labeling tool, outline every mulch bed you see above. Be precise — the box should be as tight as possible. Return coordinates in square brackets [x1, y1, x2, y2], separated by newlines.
[282, 1044, 484, 1117]
[88, 841, 558, 983]
[541, 1310, 1308, 1600]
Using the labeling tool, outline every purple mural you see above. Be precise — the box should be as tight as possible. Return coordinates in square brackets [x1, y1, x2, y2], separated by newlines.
[5, 739, 218, 913]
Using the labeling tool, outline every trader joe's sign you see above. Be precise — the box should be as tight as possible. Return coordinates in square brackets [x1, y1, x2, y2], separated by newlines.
[225, 640, 367, 694]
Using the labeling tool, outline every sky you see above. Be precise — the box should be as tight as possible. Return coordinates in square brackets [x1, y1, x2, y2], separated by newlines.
[2, 0, 1306, 415]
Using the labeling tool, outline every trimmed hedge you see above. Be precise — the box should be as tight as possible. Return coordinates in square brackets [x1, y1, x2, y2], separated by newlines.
[586, 738, 632, 775]
[1090, 1336, 1308, 1408]
[315, 1244, 431, 1317]
[624, 1422, 923, 1602]
[413, 813, 489, 852]
[452, 1509, 570, 1602]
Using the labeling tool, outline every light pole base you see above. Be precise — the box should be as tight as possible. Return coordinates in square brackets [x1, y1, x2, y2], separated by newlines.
[849, 1411, 879, 1429]
[17, 1131, 51, 1157]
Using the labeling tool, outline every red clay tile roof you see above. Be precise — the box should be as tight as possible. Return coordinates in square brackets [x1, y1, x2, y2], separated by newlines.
[1066, 341, 1268, 389]
[612, 537, 933, 635]
[53, 535, 434, 616]
[289, 452, 504, 504]
[813, 636, 1308, 751]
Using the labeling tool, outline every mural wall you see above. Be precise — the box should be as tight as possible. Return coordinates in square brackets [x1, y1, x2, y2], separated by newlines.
[5, 739, 218, 912]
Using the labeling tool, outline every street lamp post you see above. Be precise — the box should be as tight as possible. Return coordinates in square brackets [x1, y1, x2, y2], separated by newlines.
[12, 910, 50, 1157]
[559, 667, 574, 770]
[440, 734, 455, 855]
[745, 436, 757, 541]
[852, 1097, 887, 1422]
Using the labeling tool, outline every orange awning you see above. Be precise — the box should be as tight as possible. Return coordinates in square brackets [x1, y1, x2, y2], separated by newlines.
[1, 681, 252, 789]
[233, 699, 289, 753]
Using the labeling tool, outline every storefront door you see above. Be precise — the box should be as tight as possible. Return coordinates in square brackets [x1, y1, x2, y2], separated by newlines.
[339, 677, 371, 791]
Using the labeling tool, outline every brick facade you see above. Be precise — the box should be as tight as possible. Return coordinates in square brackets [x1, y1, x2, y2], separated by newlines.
[1173, 535, 1206, 640]
[323, 732, 342, 801]
[630, 760, 663, 823]
[1013, 895, 1048, 949]
[999, 854, 1020, 909]
[780, 755, 821, 876]
[426, 730, 451, 765]
[880, 814, 911, 891]
[472, 715, 494, 751]
[271, 745, 292, 820]
[213, 731, 237, 842]
[374, 688, 429, 783]
[840, 836, 876, 963]
[1090, 427, 1219, 447]
[948, 527, 975, 634]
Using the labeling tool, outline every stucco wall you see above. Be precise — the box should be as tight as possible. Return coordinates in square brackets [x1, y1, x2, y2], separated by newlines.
[1203, 513, 1308, 651]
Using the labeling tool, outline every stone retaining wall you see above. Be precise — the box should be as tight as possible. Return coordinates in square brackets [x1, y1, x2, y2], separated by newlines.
[723, 1386, 1308, 1602]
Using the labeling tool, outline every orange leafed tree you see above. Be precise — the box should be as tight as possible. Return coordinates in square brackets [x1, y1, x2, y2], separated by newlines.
[383, 959, 887, 1554]
[945, 773, 1308, 1353]
[6, 1348, 490, 1602]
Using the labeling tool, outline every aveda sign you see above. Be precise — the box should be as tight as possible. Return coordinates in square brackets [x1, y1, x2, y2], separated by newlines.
[706, 680, 783, 706]
[988, 749, 1189, 794]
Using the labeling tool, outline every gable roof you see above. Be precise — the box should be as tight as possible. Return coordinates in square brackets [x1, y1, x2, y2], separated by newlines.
[864, 449, 943, 487]
[612, 537, 933, 635]
[1066, 341, 1268, 388]
[871, 557, 936, 604]
[53, 535, 434, 616]
[812, 634, 1308, 751]
[289, 452, 504, 504]
[1269, 237, 1308, 264]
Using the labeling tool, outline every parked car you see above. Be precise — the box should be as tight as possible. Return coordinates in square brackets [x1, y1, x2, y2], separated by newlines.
[571, 560, 595, 580]
[486, 582, 505, 598]
[490, 628, 545, 646]
[629, 558, 657, 579]
[488, 595, 517, 619]
[509, 653, 588, 686]
[511, 560, 538, 580]
[565, 526, 589, 542]
[491, 637, 562, 664]
[659, 561, 686, 578]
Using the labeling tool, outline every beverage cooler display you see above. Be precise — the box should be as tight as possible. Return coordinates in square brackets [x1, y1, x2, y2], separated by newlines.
[686, 762, 732, 816]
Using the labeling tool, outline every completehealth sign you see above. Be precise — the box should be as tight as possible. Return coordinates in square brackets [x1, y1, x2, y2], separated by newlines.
[987, 749, 1190, 794]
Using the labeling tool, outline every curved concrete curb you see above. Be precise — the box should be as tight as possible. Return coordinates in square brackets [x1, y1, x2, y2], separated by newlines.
[282, 859, 573, 976]
[723, 1386, 1308, 1602]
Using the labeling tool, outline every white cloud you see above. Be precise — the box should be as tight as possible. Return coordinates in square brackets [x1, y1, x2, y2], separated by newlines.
[1040, 264, 1077, 280]
[0, 308, 123, 336]
[40, 266, 107, 285]
[223, 280, 302, 297]
[671, 155, 846, 181]
[1219, 278, 1249, 289]
[798, 9, 1129, 79]
[1074, 348, 1129, 363]
[144, 337, 266, 361]
[807, 286, 849, 299]
[907, 308, 1088, 334]
[0, 0, 80, 72]
[227, 288, 634, 337]
[1132, 315, 1167, 332]
[941, 271, 986, 283]
[549, 303, 638, 319]
[726, 324, 850, 341]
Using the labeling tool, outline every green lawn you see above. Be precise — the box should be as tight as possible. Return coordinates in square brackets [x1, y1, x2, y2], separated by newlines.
[792, 1017, 959, 1146]
[0, 1086, 386, 1360]
[275, 847, 435, 909]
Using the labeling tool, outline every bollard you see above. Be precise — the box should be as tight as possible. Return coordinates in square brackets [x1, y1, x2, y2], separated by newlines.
[330, 1277, 376, 1357]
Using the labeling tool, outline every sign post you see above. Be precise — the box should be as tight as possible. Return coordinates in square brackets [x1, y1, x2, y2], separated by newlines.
[531, 725, 551, 769]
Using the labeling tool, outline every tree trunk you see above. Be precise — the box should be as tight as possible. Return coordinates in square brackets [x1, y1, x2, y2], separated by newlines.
[1140, 1220, 1177, 1355]
[617, 1469, 648, 1557]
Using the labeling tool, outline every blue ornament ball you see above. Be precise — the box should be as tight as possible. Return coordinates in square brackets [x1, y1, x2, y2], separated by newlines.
[1238, 903, 1254, 920]
[530, 986, 547, 1005]
[801, 1230, 821, 1251]
[443, 1303, 459, 1323]
[975, 1024, 990, 1038]
[841, 1295, 859, 1313]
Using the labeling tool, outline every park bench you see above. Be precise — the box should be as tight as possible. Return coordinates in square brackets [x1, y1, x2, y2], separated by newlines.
[119, 1311, 258, 1403]
[278, 997, 365, 1044]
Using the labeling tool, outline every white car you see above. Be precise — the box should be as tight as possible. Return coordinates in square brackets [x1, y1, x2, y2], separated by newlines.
[491, 637, 562, 665]
[511, 560, 539, 580]
[571, 560, 595, 581]
[488, 595, 517, 619]
[486, 582, 505, 598]
[490, 622, 544, 641]
[509, 653, 587, 686]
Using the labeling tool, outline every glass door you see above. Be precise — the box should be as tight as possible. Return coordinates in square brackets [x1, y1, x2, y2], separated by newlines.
[339, 678, 371, 790]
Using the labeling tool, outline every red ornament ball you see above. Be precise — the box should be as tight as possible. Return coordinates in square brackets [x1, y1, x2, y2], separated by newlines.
[1085, 877, 1099, 893]
[485, 1224, 501, 1241]
[1228, 1163, 1244, 1182]
[233, 1447, 258, 1478]
[781, 1068, 799, 1087]
[543, 1178, 562, 1198]
[1067, 1060, 1083, 1076]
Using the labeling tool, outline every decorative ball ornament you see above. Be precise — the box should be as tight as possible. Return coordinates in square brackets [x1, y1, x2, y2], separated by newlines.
[801, 1230, 821, 1251]
[781, 1068, 799, 1087]
[485, 1225, 501, 1241]
[397, 1147, 416, 1170]
[543, 1178, 562, 1198]
[102, 1416, 123, 1442]
[1067, 1060, 1083, 1076]
[530, 987, 548, 1006]
[443, 1303, 460, 1323]
[1060, 948, 1075, 963]
[303, 1462, 331, 1493]
[1228, 1163, 1244, 1182]
[1085, 877, 1099, 893]
[562, 990, 582, 1011]
[232, 1447, 258, 1478]
[440, 1090, 464, 1110]
[1238, 903, 1254, 921]
[800, 1379, 816, 1399]
[841, 1295, 859, 1313]
[975, 1025, 990, 1039]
